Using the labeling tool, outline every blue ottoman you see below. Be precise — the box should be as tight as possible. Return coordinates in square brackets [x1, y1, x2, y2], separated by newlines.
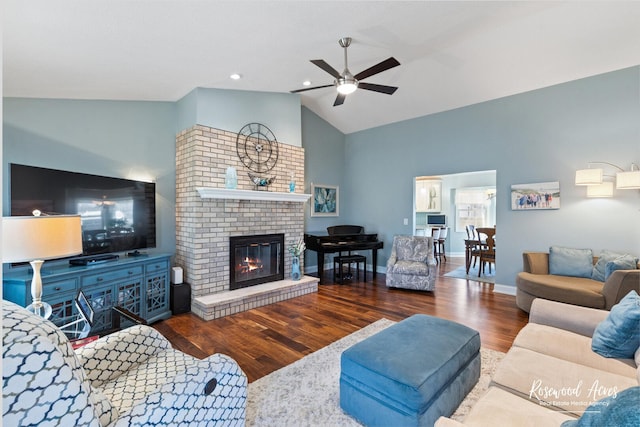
[340, 315, 480, 426]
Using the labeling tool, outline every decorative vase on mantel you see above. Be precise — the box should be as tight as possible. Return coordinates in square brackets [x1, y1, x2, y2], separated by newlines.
[291, 256, 302, 281]
[225, 167, 238, 189]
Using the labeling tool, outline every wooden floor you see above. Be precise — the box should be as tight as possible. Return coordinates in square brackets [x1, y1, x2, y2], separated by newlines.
[153, 257, 529, 383]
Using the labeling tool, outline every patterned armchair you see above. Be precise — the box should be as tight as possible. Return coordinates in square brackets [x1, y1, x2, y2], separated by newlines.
[386, 235, 437, 291]
[2, 300, 247, 426]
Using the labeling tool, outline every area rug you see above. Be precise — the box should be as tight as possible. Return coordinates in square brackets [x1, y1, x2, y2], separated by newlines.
[246, 318, 504, 426]
[444, 265, 495, 284]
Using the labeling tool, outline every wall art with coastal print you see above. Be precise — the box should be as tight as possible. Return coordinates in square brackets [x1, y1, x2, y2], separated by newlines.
[511, 181, 560, 210]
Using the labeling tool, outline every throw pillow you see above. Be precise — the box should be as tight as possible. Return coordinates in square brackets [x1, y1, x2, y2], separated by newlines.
[549, 246, 593, 278]
[591, 250, 625, 282]
[604, 255, 638, 281]
[560, 386, 640, 427]
[591, 290, 640, 358]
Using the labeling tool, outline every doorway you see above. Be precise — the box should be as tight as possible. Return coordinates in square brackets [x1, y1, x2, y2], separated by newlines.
[414, 170, 496, 257]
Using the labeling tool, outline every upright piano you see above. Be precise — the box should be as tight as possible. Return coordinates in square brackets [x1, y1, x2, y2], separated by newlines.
[304, 225, 383, 284]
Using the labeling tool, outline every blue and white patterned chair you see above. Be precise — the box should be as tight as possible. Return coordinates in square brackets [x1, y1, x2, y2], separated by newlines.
[2, 300, 247, 426]
[386, 235, 437, 291]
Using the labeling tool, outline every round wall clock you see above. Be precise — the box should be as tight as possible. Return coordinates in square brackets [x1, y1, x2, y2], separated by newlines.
[235, 123, 279, 173]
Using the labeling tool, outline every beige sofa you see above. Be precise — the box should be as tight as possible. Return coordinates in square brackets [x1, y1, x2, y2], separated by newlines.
[516, 251, 640, 313]
[436, 299, 639, 426]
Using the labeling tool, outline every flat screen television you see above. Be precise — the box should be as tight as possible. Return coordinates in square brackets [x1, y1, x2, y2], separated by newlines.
[10, 163, 156, 257]
[427, 214, 446, 226]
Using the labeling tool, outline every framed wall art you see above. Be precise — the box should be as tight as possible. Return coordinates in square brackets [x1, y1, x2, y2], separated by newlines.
[311, 184, 339, 217]
[511, 181, 560, 210]
[416, 179, 442, 212]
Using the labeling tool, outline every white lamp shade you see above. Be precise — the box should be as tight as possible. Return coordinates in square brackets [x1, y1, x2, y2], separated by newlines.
[2, 215, 83, 263]
[586, 182, 614, 198]
[616, 170, 640, 190]
[575, 168, 603, 185]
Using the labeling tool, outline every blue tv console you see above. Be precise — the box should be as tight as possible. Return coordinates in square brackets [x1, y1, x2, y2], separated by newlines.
[3, 253, 172, 335]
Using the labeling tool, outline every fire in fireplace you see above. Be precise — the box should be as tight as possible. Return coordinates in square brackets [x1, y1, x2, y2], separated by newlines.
[229, 234, 284, 290]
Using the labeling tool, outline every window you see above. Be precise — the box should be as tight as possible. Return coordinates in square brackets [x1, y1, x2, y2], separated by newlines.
[454, 187, 496, 232]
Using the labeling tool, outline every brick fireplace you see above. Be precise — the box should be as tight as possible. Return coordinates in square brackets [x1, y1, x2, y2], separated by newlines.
[175, 124, 318, 320]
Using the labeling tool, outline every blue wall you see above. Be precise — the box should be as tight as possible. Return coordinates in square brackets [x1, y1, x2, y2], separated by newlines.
[177, 88, 302, 147]
[2, 98, 177, 254]
[343, 66, 640, 288]
[299, 106, 348, 270]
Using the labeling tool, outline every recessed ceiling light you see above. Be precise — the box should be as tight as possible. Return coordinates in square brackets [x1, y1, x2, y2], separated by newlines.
[302, 80, 311, 86]
[230, 73, 242, 80]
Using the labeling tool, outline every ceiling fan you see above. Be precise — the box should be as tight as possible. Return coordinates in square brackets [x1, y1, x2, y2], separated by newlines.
[291, 37, 400, 106]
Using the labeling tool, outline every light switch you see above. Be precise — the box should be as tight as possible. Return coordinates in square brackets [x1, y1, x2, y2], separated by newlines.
[403, 218, 409, 225]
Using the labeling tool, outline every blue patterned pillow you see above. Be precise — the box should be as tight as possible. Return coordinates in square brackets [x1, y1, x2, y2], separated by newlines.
[549, 246, 593, 278]
[561, 386, 640, 427]
[604, 255, 638, 281]
[592, 290, 640, 358]
[591, 250, 625, 282]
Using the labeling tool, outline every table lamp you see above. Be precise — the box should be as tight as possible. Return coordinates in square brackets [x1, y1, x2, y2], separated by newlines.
[2, 215, 83, 318]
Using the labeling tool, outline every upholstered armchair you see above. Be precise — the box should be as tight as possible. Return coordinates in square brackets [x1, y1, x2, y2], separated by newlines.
[386, 235, 437, 291]
[2, 300, 247, 426]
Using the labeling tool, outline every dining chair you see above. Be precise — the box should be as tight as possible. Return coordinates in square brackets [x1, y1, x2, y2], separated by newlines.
[431, 227, 441, 263]
[465, 225, 475, 240]
[437, 227, 448, 262]
[475, 227, 496, 276]
[465, 225, 480, 269]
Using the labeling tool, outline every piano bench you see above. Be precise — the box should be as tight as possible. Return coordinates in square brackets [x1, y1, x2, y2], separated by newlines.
[334, 255, 367, 284]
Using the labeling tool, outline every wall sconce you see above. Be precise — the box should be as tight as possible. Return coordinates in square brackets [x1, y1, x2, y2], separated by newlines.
[586, 182, 614, 198]
[575, 162, 640, 197]
[617, 167, 640, 189]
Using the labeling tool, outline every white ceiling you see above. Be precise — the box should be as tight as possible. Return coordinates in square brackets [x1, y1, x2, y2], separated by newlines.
[4, 1, 640, 134]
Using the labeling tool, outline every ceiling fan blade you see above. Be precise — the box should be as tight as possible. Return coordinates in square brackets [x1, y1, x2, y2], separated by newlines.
[333, 93, 346, 106]
[358, 82, 398, 95]
[354, 57, 400, 81]
[310, 59, 342, 79]
[290, 84, 334, 94]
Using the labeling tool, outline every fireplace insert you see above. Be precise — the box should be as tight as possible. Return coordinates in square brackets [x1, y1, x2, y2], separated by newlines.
[229, 234, 284, 290]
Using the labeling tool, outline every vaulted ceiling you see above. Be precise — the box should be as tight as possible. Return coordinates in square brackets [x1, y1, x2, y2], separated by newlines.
[4, 1, 640, 134]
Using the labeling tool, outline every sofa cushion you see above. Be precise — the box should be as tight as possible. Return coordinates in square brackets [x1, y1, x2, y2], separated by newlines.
[513, 323, 636, 378]
[517, 272, 605, 309]
[549, 246, 593, 278]
[560, 386, 640, 427]
[492, 346, 637, 416]
[592, 290, 640, 359]
[592, 250, 625, 282]
[604, 255, 638, 281]
[456, 387, 574, 427]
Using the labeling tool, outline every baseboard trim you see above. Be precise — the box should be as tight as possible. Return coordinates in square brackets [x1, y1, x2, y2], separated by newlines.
[493, 284, 517, 295]
[306, 263, 387, 274]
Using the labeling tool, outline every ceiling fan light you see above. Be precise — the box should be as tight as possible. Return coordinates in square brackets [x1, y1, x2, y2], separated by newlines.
[337, 82, 357, 95]
[337, 79, 358, 95]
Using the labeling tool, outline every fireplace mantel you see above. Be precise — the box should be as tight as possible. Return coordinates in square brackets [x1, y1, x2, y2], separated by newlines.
[196, 187, 311, 203]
